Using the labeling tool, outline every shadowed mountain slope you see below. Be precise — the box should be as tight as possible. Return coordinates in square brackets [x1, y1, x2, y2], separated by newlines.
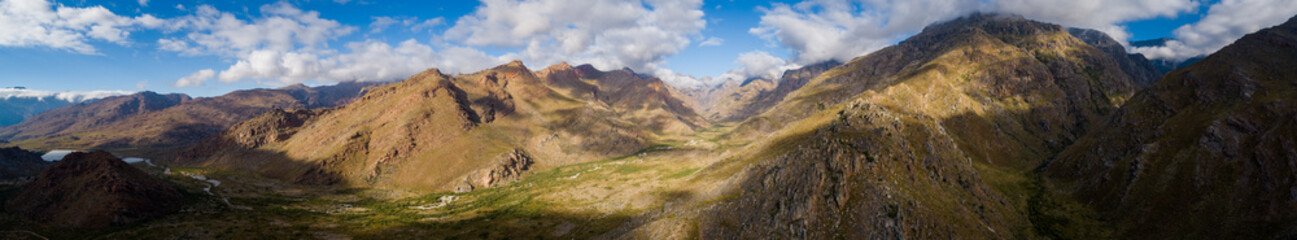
[0, 146, 48, 181]
[1045, 15, 1297, 239]
[6, 150, 181, 229]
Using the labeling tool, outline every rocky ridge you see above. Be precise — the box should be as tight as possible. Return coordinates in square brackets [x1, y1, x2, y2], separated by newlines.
[6, 150, 182, 229]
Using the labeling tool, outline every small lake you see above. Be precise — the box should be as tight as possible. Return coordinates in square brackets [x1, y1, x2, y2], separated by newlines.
[40, 149, 79, 162]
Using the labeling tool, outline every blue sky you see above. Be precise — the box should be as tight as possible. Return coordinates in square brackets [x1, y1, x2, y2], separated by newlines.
[2, 0, 1292, 98]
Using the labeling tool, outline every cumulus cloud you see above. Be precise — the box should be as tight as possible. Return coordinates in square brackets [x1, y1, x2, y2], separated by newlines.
[368, 16, 444, 34]
[138, 0, 148, 7]
[753, 0, 1200, 64]
[726, 51, 800, 81]
[157, 2, 356, 57]
[175, 69, 215, 87]
[446, 0, 706, 73]
[1133, 0, 1297, 60]
[698, 36, 723, 46]
[172, 39, 506, 87]
[0, 87, 131, 102]
[0, 0, 163, 54]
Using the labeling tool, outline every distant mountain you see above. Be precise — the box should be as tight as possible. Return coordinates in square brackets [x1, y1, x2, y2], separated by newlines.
[0, 82, 378, 156]
[177, 61, 707, 191]
[1045, 15, 1297, 239]
[6, 150, 181, 229]
[0, 91, 192, 141]
[697, 13, 1142, 238]
[0, 88, 131, 126]
[1129, 38, 1206, 73]
[539, 62, 710, 135]
[1068, 28, 1165, 86]
[1129, 38, 1172, 48]
[678, 61, 842, 123]
[0, 146, 49, 181]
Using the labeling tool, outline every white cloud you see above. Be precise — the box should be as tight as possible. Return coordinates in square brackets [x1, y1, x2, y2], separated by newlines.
[368, 16, 444, 34]
[0, 87, 131, 102]
[412, 17, 444, 31]
[158, 2, 356, 57]
[445, 0, 706, 74]
[369, 16, 400, 34]
[138, 0, 148, 7]
[1133, 0, 1297, 60]
[192, 39, 506, 86]
[0, 0, 162, 54]
[175, 69, 215, 87]
[727, 51, 799, 81]
[698, 36, 723, 46]
[753, 0, 1200, 64]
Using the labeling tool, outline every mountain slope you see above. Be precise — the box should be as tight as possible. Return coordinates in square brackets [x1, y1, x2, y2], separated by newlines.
[6, 150, 182, 229]
[0, 147, 48, 181]
[1, 83, 375, 155]
[0, 91, 191, 141]
[178, 62, 705, 191]
[679, 61, 841, 123]
[1068, 28, 1165, 86]
[1045, 15, 1297, 239]
[538, 63, 710, 135]
[692, 13, 1142, 238]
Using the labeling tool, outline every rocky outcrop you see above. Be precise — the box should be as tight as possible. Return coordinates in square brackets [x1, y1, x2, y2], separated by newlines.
[0, 146, 49, 181]
[6, 151, 182, 229]
[455, 149, 534, 192]
[1046, 15, 1297, 239]
[702, 100, 1025, 239]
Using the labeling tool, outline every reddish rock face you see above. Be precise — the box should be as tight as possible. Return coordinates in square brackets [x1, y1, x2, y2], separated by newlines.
[6, 150, 182, 229]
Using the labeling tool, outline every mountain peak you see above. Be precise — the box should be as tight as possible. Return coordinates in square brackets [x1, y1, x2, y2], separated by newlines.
[549, 61, 572, 70]
[504, 60, 527, 69]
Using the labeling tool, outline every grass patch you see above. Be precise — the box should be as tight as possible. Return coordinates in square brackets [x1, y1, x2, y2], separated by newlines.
[665, 168, 700, 179]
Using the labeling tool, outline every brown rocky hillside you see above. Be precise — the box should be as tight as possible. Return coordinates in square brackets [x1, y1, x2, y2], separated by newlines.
[0, 91, 191, 141]
[1045, 15, 1297, 239]
[1067, 27, 1165, 86]
[6, 150, 181, 229]
[178, 61, 707, 191]
[691, 13, 1143, 238]
[1, 82, 377, 156]
[0, 147, 48, 181]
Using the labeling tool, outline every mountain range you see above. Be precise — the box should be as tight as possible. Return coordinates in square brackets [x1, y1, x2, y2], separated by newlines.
[0, 12, 1294, 240]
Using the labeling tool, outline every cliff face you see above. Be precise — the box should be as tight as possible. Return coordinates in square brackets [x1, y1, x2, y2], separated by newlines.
[1046, 15, 1297, 239]
[6, 151, 182, 229]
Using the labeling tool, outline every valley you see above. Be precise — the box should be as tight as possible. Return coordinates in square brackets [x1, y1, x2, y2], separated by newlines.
[0, 10, 1294, 240]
